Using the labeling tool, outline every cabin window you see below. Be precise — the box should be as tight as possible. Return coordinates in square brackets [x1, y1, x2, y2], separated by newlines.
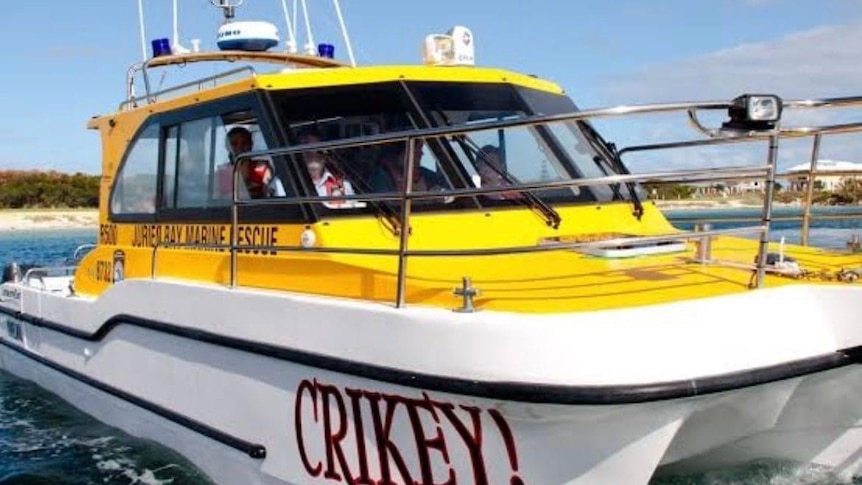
[269, 81, 630, 217]
[163, 117, 219, 208]
[412, 82, 596, 202]
[111, 124, 160, 215]
[162, 113, 283, 209]
[271, 83, 457, 211]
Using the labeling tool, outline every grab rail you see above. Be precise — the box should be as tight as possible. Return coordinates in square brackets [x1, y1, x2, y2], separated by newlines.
[72, 244, 97, 261]
[124, 51, 345, 107]
[123, 66, 257, 110]
[22, 266, 77, 290]
[619, 130, 862, 246]
[146, 94, 862, 307]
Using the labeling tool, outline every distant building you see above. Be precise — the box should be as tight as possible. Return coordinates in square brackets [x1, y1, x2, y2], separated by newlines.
[729, 180, 763, 193]
[786, 159, 862, 191]
[692, 179, 764, 197]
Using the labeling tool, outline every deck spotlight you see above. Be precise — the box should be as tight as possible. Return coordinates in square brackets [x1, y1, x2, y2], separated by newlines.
[722, 94, 783, 132]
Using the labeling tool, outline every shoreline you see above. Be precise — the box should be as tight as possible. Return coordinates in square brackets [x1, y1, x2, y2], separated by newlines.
[653, 199, 797, 211]
[0, 209, 98, 232]
[0, 201, 856, 231]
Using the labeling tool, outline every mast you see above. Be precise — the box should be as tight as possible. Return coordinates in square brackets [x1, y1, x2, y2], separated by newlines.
[172, 0, 190, 53]
[280, 0, 298, 53]
[332, 0, 356, 67]
[210, 0, 245, 22]
[137, 0, 147, 61]
[299, 0, 316, 55]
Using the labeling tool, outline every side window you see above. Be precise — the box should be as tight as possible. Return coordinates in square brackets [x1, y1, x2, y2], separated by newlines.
[111, 124, 159, 215]
[213, 122, 279, 201]
[163, 118, 215, 208]
[162, 126, 178, 207]
[163, 113, 283, 208]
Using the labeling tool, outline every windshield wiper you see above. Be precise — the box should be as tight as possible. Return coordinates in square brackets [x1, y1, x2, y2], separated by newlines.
[580, 122, 644, 220]
[326, 150, 403, 235]
[427, 108, 561, 228]
[455, 133, 562, 229]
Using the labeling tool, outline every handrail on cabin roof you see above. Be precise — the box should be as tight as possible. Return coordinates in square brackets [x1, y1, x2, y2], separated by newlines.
[124, 50, 347, 109]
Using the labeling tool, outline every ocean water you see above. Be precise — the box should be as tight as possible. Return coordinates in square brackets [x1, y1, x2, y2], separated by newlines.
[0, 212, 860, 484]
[0, 229, 211, 484]
[665, 206, 862, 246]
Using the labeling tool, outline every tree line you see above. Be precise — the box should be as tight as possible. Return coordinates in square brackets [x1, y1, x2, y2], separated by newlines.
[0, 171, 99, 209]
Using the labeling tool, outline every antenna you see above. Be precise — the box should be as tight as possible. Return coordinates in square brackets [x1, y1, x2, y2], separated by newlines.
[332, 0, 356, 67]
[280, 0, 297, 53]
[137, 0, 147, 61]
[172, 0, 190, 54]
[210, 0, 246, 22]
[299, 0, 316, 55]
[292, 0, 299, 49]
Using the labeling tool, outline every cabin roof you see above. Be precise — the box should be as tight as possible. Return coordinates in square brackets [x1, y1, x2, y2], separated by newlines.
[89, 63, 565, 129]
[251, 65, 565, 94]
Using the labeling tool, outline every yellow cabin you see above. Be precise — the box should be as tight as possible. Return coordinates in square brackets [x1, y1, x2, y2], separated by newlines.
[77, 51, 862, 313]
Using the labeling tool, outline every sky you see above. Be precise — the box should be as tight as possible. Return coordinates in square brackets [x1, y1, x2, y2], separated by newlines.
[1, 0, 862, 174]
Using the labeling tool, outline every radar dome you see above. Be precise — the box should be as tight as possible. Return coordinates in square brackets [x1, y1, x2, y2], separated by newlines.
[217, 21, 279, 52]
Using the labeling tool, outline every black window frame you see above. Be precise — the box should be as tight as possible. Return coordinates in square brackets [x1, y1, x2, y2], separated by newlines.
[108, 123, 162, 223]
[109, 92, 309, 225]
[266, 82, 425, 222]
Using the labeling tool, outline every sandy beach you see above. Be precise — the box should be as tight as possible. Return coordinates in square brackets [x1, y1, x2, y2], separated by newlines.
[0, 209, 99, 231]
[652, 199, 799, 210]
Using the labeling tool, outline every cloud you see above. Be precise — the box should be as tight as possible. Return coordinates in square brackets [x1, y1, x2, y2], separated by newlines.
[594, 21, 862, 172]
[601, 22, 862, 103]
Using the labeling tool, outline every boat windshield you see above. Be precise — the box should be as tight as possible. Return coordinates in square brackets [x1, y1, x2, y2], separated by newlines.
[268, 81, 630, 215]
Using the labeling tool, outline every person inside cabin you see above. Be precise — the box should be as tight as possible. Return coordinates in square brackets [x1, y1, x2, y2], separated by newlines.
[368, 139, 447, 193]
[476, 144, 522, 200]
[298, 129, 357, 208]
[215, 126, 285, 200]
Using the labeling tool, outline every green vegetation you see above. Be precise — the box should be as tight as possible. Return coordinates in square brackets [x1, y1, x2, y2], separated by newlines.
[0, 171, 99, 209]
[643, 183, 697, 200]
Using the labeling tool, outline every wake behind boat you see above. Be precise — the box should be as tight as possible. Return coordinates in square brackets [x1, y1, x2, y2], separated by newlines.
[2, 1, 862, 484]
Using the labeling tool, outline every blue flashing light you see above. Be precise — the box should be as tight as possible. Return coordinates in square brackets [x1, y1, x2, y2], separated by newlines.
[151, 38, 172, 58]
[317, 43, 335, 59]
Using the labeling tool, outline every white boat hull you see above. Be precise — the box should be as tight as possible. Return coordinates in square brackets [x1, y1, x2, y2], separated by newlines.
[1, 279, 862, 484]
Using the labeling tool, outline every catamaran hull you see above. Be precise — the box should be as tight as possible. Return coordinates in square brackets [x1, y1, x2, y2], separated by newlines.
[2, 280, 862, 484]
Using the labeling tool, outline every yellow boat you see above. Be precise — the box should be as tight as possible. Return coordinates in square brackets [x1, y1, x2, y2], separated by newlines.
[2, 2, 862, 484]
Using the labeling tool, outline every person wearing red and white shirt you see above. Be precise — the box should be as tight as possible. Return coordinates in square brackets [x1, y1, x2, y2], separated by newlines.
[300, 131, 358, 209]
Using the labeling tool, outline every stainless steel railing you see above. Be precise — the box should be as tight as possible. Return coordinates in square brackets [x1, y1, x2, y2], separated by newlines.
[619, 129, 862, 246]
[22, 266, 77, 291]
[123, 51, 345, 109]
[146, 94, 862, 307]
[122, 66, 257, 110]
[72, 244, 97, 261]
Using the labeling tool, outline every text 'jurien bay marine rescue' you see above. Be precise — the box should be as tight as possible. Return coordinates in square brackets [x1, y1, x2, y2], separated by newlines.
[103, 224, 280, 255]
